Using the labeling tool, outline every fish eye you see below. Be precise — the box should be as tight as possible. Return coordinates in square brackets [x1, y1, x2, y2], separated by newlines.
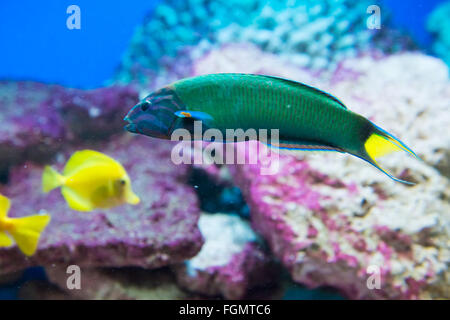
[119, 179, 126, 186]
[141, 101, 151, 111]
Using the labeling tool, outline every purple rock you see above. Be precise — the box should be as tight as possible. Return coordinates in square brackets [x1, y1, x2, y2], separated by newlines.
[229, 141, 448, 300]
[0, 81, 66, 171]
[0, 135, 203, 275]
[0, 81, 139, 174]
[45, 85, 139, 141]
[173, 214, 279, 300]
[43, 267, 195, 300]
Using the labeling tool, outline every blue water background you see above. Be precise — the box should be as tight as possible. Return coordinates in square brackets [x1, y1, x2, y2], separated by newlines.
[0, 0, 158, 88]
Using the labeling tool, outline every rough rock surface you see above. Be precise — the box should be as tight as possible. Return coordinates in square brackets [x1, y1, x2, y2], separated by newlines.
[173, 213, 279, 299]
[193, 43, 316, 82]
[44, 267, 193, 300]
[0, 81, 65, 173]
[225, 53, 450, 299]
[0, 81, 139, 175]
[0, 135, 203, 275]
[45, 85, 139, 141]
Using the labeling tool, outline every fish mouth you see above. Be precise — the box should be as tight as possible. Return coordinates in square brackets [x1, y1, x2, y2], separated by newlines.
[124, 116, 139, 134]
[124, 123, 139, 134]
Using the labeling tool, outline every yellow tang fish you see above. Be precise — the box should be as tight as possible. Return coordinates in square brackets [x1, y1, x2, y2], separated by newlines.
[0, 194, 51, 256]
[42, 150, 140, 212]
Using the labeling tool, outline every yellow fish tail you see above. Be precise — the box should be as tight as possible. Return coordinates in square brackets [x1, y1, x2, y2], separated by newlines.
[9, 214, 51, 256]
[42, 166, 65, 193]
[363, 128, 418, 185]
[0, 231, 13, 247]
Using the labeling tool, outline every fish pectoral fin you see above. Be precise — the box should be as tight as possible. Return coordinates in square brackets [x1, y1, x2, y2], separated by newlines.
[61, 187, 94, 212]
[0, 231, 13, 247]
[174, 110, 214, 122]
[266, 139, 344, 154]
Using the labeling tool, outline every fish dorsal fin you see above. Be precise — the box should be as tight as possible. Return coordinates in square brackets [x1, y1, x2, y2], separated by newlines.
[64, 150, 115, 176]
[255, 74, 348, 110]
[0, 194, 11, 218]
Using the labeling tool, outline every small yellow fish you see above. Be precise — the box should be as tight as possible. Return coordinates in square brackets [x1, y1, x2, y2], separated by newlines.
[0, 194, 51, 256]
[42, 150, 140, 212]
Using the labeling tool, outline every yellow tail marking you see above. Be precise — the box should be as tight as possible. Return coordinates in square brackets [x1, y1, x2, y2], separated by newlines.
[365, 133, 403, 160]
[364, 133, 415, 185]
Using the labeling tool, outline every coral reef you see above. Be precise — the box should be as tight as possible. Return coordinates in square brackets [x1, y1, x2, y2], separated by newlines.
[231, 140, 449, 299]
[427, 1, 450, 67]
[173, 213, 279, 299]
[0, 81, 139, 176]
[115, 0, 414, 85]
[193, 43, 316, 82]
[218, 52, 450, 299]
[0, 135, 203, 275]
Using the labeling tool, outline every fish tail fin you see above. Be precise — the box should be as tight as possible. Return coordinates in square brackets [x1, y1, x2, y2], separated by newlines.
[9, 214, 51, 256]
[42, 166, 65, 193]
[361, 126, 419, 185]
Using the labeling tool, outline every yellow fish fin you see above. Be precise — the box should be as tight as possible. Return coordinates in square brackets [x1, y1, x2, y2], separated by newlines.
[8, 214, 51, 256]
[0, 194, 11, 218]
[42, 166, 66, 193]
[365, 133, 403, 159]
[0, 231, 13, 247]
[364, 133, 415, 185]
[61, 187, 94, 212]
[63, 150, 116, 176]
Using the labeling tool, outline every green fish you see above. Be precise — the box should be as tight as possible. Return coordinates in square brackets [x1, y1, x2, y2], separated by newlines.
[124, 73, 418, 184]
